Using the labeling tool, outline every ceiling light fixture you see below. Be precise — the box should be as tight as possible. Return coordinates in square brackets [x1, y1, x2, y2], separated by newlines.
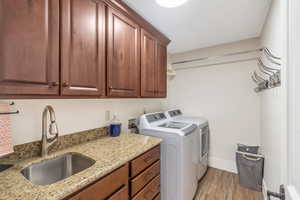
[156, 0, 188, 8]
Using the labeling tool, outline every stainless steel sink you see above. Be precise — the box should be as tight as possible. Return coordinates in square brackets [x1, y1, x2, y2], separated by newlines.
[21, 153, 95, 186]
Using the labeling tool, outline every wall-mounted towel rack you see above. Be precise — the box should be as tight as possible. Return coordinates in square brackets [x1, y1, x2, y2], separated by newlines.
[0, 102, 20, 115]
[252, 47, 281, 93]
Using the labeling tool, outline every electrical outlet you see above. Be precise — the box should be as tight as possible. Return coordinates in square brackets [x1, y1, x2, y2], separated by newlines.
[128, 118, 137, 129]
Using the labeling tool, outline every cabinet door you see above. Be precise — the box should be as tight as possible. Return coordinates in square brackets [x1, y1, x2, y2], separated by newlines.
[156, 43, 167, 98]
[141, 29, 157, 97]
[107, 8, 140, 97]
[0, 0, 59, 96]
[61, 0, 105, 96]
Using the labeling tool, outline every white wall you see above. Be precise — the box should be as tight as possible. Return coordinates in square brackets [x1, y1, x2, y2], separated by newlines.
[165, 39, 261, 173]
[260, 0, 287, 194]
[4, 99, 163, 145]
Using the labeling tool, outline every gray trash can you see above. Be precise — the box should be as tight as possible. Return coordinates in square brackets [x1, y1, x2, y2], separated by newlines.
[236, 145, 264, 191]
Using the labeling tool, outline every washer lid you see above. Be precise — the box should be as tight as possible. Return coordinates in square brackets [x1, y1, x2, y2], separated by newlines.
[158, 121, 189, 129]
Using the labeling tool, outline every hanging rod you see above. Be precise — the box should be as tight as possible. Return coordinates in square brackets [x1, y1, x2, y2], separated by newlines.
[172, 48, 263, 65]
[174, 57, 259, 71]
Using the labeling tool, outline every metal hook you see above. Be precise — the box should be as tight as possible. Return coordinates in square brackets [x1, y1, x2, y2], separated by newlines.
[254, 71, 266, 82]
[264, 53, 281, 66]
[258, 59, 278, 74]
[258, 58, 281, 86]
[258, 62, 273, 76]
[251, 75, 259, 84]
[263, 47, 281, 60]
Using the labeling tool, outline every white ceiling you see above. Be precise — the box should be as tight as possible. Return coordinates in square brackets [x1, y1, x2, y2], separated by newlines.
[124, 0, 272, 53]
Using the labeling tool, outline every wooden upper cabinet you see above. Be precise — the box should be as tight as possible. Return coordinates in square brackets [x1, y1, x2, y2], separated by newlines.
[107, 7, 141, 97]
[141, 29, 157, 97]
[0, 0, 60, 96]
[141, 29, 168, 98]
[156, 42, 167, 98]
[60, 0, 106, 96]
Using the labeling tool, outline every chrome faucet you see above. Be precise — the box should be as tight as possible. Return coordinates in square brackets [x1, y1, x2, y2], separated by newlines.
[41, 106, 59, 157]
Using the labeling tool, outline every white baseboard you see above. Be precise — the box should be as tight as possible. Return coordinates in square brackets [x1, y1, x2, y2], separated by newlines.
[209, 157, 237, 173]
[262, 179, 268, 200]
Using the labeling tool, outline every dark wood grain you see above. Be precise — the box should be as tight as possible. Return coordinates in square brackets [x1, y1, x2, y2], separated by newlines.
[67, 164, 128, 200]
[141, 29, 157, 97]
[131, 161, 160, 197]
[156, 42, 167, 98]
[103, 0, 170, 46]
[0, 0, 170, 99]
[132, 175, 160, 200]
[107, 7, 141, 97]
[0, 0, 60, 95]
[108, 185, 129, 200]
[60, 0, 106, 96]
[130, 146, 160, 178]
[153, 193, 161, 200]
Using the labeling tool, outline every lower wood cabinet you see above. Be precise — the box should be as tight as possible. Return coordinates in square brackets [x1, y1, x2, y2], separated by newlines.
[130, 161, 160, 196]
[67, 164, 129, 200]
[65, 145, 160, 200]
[153, 194, 161, 200]
[130, 146, 161, 200]
[132, 175, 160, 200]
[108, 186, 129, 200]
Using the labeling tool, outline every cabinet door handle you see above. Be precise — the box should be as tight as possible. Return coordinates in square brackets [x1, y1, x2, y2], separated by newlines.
[63, 82, 70, 87]
[48, 82, 59, 88]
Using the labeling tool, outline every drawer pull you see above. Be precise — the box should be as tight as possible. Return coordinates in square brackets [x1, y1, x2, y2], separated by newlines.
[144, 155, 153, 163]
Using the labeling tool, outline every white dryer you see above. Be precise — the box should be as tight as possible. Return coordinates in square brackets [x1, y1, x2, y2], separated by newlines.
[165, 109, 210, 180]
[139, 112, 198, 200]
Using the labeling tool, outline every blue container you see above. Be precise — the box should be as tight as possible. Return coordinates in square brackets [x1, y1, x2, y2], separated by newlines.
[110, 123, 122, 137]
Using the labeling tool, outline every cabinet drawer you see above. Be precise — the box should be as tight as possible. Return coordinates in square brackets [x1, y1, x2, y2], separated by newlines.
[108, 185, 129, 200]
[67, 164, 128, 200]
[131, 161, 160, 196]
[154, 193, 160, 200]
[131, 145, 160, 177]
[132, 175, 160, 200]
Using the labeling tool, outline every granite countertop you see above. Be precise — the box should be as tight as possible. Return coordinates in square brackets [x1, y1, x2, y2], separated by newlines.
[0, 133, 162, 200]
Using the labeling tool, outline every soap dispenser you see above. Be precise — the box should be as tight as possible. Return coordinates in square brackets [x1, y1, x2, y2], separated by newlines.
[109, 113, 122, 137]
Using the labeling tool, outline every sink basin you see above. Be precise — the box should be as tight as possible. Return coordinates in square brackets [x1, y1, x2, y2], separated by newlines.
[21, 153, 95, 186]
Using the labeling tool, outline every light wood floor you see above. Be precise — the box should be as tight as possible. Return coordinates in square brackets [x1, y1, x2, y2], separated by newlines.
[194, 168, 263, 200]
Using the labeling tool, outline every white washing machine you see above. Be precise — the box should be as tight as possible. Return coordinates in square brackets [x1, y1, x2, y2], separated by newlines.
[139, 112, 199, 200]
[165, 109, 210, 180]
